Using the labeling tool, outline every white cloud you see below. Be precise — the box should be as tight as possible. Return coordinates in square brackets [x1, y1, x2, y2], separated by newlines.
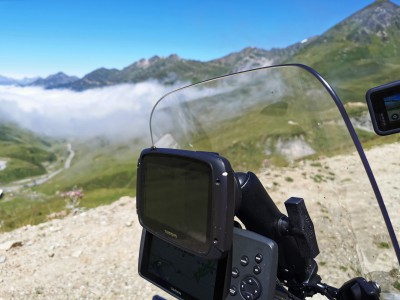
[0, 82, 180, 139]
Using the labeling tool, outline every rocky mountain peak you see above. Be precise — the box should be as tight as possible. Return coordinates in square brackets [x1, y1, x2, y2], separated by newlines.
[148, 55, 161, 64]
[325, 0, 400, 43]
[166, 54, 180, 61]
[46, 72, 71, 80]
[354, 0, 399, 30]
[130, 54, 181, 70]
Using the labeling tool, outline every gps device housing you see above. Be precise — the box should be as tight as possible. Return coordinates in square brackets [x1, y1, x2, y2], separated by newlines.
[136, 147, 238, 259]
[366, 80, 400, 135]
[138, 229, 231, 300]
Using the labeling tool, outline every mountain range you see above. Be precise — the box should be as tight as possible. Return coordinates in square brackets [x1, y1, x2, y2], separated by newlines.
[0, 75, 39, 86]
[0, 72, 79, 88]
[29, 72, 79, 88]
[1, 0, 399, 102]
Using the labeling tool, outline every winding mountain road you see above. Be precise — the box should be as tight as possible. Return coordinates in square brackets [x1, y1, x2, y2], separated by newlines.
[1, 143, 75, 192]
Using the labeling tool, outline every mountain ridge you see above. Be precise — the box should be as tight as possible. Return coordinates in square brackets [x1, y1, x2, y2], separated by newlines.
[0, 75, 39, 86]
[30, 72, 79, 88]
[286, 0, 400, 101]
[1, 0, 398, 93]
[54, 37, 316, 91]
[56, 0, 400, 92]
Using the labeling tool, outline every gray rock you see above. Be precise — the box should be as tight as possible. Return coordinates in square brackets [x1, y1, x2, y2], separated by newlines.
[0, 240, 23, 251]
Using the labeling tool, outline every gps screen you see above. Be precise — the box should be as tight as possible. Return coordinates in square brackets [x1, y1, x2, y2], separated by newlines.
[384, 93, 400, 123]
[141, 154, 211, 253]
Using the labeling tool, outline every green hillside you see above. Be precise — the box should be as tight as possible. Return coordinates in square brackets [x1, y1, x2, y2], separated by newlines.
[0, 123, 63, 184]
[35, 137, 142, 206]
[0, 133, 144, 232]
[286, 0, 400, 103]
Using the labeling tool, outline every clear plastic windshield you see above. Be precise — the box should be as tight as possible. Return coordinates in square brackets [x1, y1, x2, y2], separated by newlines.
[149, 65, 399, 296]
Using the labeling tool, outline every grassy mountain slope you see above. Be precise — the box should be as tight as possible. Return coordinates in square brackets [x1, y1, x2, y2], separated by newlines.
[286, 0, 400, 102]
[0, 135, 143, 231]
[36, 137, 141, 202]
[0, 123, 63, 184]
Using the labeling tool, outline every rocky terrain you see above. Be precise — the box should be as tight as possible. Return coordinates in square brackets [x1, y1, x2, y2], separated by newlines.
[0, 196, 170, 299]
[0, 142, 399, 299]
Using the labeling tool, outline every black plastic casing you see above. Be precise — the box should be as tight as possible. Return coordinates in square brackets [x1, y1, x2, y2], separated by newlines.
[136, 147, 238, 259]
[138, 229, 231, 300]
[366, 80, 400, 136]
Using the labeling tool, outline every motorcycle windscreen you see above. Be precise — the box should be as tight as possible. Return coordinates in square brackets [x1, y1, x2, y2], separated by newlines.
[149, 65, 400, 296]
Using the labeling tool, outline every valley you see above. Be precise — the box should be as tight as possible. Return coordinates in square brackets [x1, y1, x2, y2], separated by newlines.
[2, 143, 74, 193]
[0, 122, 144, 231]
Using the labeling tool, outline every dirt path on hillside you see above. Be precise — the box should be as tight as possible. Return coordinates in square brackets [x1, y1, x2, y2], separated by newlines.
[0, 143, 399, 299]
[2, 143, 74, 193]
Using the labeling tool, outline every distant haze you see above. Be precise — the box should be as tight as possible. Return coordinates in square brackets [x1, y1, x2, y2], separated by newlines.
[0, 82, 180, 140]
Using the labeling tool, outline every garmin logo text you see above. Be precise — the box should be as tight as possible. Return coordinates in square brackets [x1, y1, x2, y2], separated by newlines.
[170, 287, 182, 296]
[164, 229, 178, 239]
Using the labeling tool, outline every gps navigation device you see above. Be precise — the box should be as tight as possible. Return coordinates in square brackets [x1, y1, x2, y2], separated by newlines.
[366, 80, 400, 135]
[136, 147, 238, 259]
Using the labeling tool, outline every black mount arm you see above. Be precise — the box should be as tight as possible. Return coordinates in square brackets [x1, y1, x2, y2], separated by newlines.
[235, 172, 320, 297]
[234, 171, 381, 300]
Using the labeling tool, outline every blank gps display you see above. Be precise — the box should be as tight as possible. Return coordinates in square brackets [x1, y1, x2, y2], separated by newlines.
[137, 147, 237, 259]
[141, 154, 211, 252]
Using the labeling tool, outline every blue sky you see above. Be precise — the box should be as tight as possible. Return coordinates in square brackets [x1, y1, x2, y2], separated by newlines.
[1, 0, 399, 78]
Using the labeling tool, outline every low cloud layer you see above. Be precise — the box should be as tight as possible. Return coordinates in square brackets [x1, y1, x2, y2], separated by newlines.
[0, 82, 179, 140]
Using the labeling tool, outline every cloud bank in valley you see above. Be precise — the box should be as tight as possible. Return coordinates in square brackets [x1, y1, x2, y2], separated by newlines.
[0, 82, 180, 140]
